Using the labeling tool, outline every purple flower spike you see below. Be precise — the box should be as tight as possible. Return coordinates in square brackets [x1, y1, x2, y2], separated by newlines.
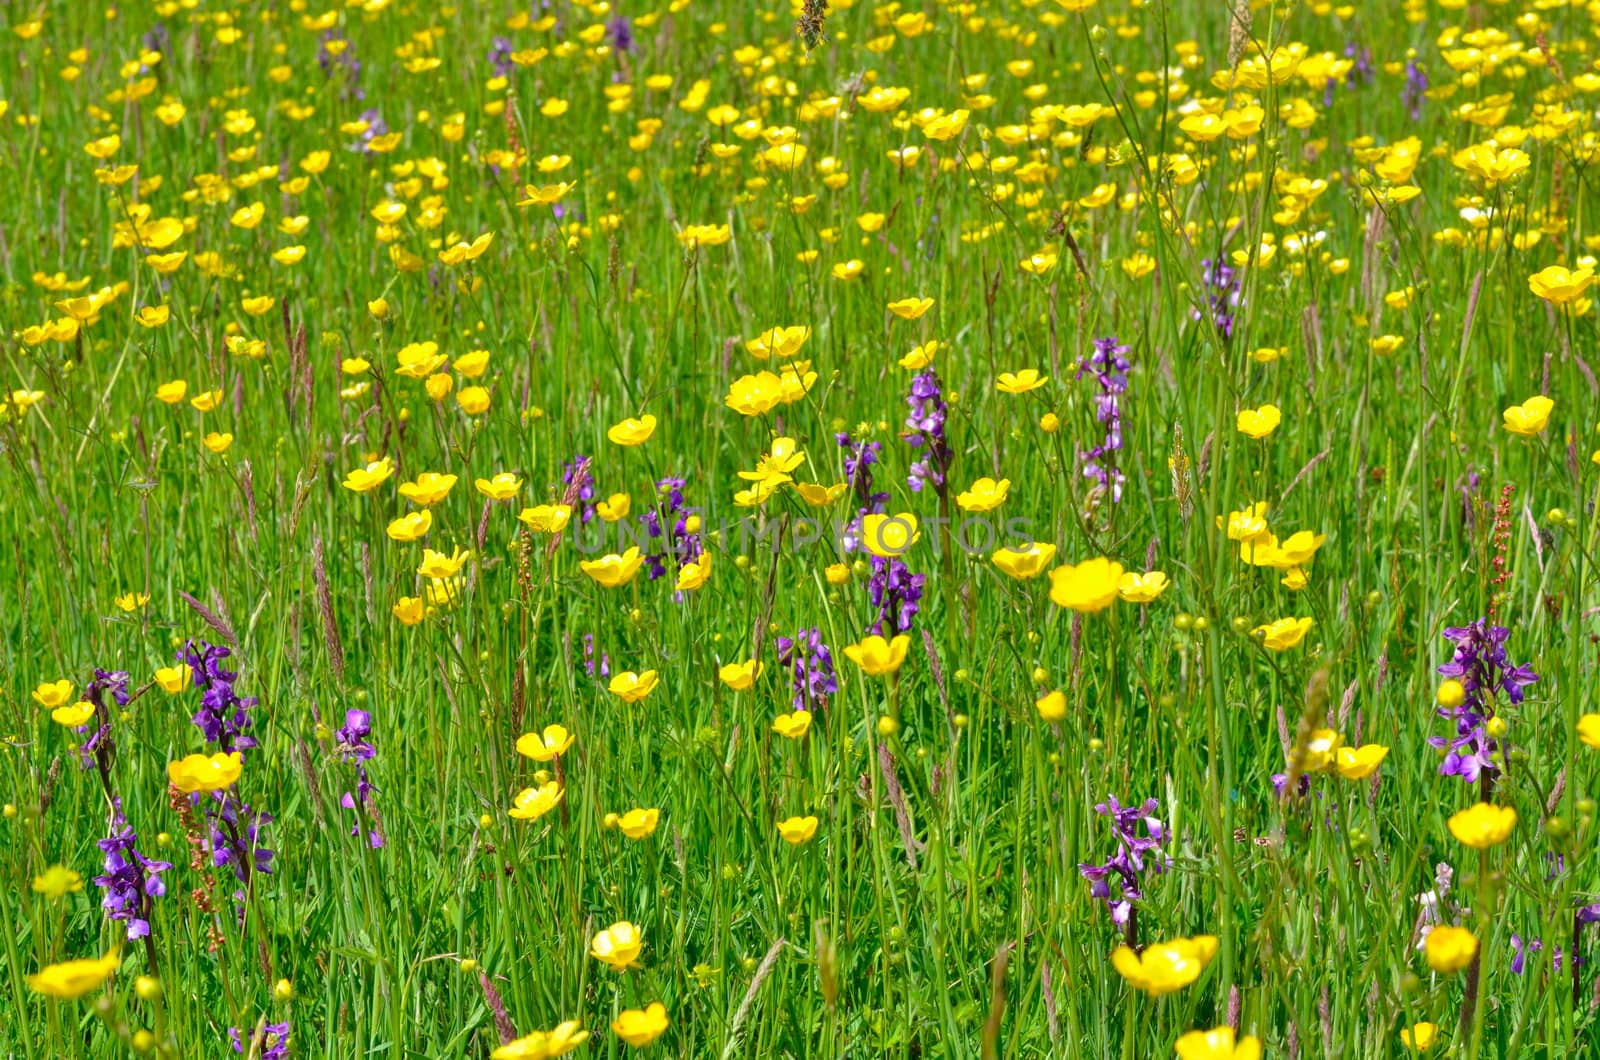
[1078, 796, 1170, 928]
[1076, 336, 1132, 502]
[1431, 619, 1537, 785]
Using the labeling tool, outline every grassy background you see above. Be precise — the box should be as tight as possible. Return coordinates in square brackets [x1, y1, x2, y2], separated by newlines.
[2, 0, 1599, 1056]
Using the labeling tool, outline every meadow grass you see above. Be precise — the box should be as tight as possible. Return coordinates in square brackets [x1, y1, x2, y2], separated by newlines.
[2, 0, 1600, 1057]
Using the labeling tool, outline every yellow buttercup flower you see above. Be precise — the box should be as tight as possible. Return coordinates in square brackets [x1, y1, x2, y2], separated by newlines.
[860, 513, 920, 557]
[1117, 571, 1170, 603]
[113, 591, 150, 612]
[519, 504, 573, 533]
[515, 724, 575, 761]
[996, 368, 1048, 394]
[1424, 925, 1478, 973]
[27, 950, 120, 1000]
[581, 548, 645, 587]
[1218, 502, 1270, 542]
[1447, 802, 1517, 849]
[1401, 1022, 1439, 1052]
[1020, 250, 1058, 275]
[843, 634, 910, 676]
[1578, 713, 1600, 749]
[135, 305, 171, 328]
[615, 808, 660, 839]
[1452, 143, 1530, 186]
[31, 864, 84, 899]
[900, 340, 939, 370]
[1528, 265, 1594, 305]
[921, 109, 969, 140]
[1111, 935, 1218, 997]
[507, 781, 564, 822]
[438, 232, 494, 265]
[395, 341, 447, 378]
[491, 1022, 589, 1059]
[608, 670, 660, 702]
[675, 552, 712, 592]
[1370, 334, 1404, 357]
[887, 296, 935, 320]
[386, 511, 432, 542]
[608, 414, 657, 446]
[154, 665, 192, 694]
[956, 477, 1009, 512]
[1502, 395, 1553, 436]
[746, 326, 811, 360]
[343, 458, 394, 493]
[591, 921, 644, 970]
[51, 701, 96, 727]
[418, 548, 471, 579]
[1252, 616, 1313, 651]
[1048, 557, 1123, 613]
[1173, 1026, 1261, 1060]
[1334, 744, 1389, 779]
[724, 371, 785, 416]
[676, 223, 731, 248]
[718, 660, 762, 690]
[597, 493, 632, 521]
[453, 349, 490, 378]
[473, 473, 524, 505]
[776, 815, 820, 844]
[1035, 690, 1067, 722]
[25, 676, 73, 710]
[794, 482, 847, 507]
[167, 751, 243, 793]
[1235, 404, 1281, 439]
[518, 181, 578, 206]
[771, 711, 813, 739]
[400, 472, 458, 506]
[1298, 729, 1342, 772]
[992, 543, 1057, 580]
[393, 597, 426, 626]
[612, 1002, 669, 1047]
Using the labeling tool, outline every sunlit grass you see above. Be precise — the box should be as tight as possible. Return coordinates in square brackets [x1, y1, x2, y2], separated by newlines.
[3, 0, 1600, 1057]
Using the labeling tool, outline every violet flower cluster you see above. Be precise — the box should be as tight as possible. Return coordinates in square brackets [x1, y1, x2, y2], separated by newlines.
[867, 558, 924, 637]
[335, 708, 384, 848]
[1431, 619, 1537, 784]
[1195, 259, 1242, 339]
[208, 796, 276, 891]
[180, 639, 259, 753]
[775, 628, 838, 713]
[1511, 904, 1600, 974]
[1078, 796, 1170, 929]
[639, 476, 701, 580]
[317, 30, 364, 101]
[357, 108, 388, 152]
[837, 432, 889, 521]
[607, 15, 634, 53]
[583, 632, 611, 678]
[94, 807, 172, 940]
[838, 427, 925, 633]
[179, 639, 275, 910]
[79, 668, 132, 765]
[904, 371, 951, 495]
[486, 36, 514, 79]
[229, 1023, 290, 1060]
[561, 454, 598, 523]
[1403, 59, 1428, 121]
[1076, 336, 1131, 502]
